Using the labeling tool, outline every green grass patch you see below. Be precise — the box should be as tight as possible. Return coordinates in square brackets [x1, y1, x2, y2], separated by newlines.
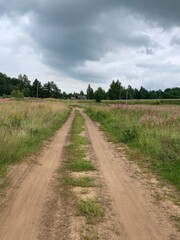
[64, 176, 95, 188]
[77, 199, 104, 224]
[0, 177, 10, 191]
[67, 159, 95, 172]
[85, 105, 180, 190]
[64, 111, 95, 172]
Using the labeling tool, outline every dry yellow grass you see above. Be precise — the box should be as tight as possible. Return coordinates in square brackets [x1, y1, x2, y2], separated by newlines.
[0, 100, 70, 174]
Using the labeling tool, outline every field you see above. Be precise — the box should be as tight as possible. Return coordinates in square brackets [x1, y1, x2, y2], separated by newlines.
[86, 104, 180, 190]
[0, 100, 70, 174]
[0, 100, 179, 240]
[77, 98, 180, 105]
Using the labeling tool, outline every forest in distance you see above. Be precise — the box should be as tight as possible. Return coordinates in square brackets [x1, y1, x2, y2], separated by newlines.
[0, 72, 180, 100]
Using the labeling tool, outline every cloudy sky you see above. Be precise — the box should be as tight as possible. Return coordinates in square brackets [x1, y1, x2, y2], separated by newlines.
[0, 0, 180, 92]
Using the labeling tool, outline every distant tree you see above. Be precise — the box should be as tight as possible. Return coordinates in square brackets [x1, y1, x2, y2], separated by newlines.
[42, 81, 61, 98]
[50, 81, 61, 98]
[163, 88, 180, 99]
[80, 90, 84, 95]
[107, 80, 123, 100]
[149, 90, 158, 99]
[86, 84, 94, 99]
[94, 87, 106, 102]
[139, 86, 149, 99]
[156, 90, 163, 99]
[0, 73, 11, 95]
[95, 93, 101, 103]
[62, 91, 68, 99]
[127, 85, 135, 99]
[32, 79, 42, 98]
[18, 74, 31, 97]
[134, 88, 140, 99]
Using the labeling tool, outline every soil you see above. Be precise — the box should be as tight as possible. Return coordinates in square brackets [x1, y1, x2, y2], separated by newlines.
[0, 108, 179, 240]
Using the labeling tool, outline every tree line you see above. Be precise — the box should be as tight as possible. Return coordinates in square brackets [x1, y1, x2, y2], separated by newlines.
[87, 80, 180, 101]
[0, 72, 180, 100]
[0, 73, 63, 99]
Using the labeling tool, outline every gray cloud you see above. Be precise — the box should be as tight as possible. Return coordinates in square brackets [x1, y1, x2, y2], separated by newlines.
[136, 62, 180, 74]
[0, 0, 180, 89]
[1, 0, 180, 25]
[171, 36, 180, 45]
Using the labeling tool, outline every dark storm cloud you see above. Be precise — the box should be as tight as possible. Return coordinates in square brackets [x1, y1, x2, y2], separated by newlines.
[1, 0, 180, 83]
[1, 0, 180, 25]
[123, 0, 180, 27]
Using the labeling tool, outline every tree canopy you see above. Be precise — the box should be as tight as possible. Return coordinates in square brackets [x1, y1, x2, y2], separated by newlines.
[0, 72, 180, 100]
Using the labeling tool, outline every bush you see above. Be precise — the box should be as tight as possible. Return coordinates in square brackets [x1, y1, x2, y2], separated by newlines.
[11, 90, 24, 99]
[121, 126, 139, 143]
[95, 94, 101, 103]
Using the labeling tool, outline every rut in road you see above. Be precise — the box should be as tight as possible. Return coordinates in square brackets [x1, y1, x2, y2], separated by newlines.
[0, 111, 74, 240]
[81, 109, 179, 240]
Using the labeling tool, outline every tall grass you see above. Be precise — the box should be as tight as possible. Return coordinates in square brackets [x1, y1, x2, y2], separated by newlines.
[86, 104, 180, 190]
[0, 100, 70, 174]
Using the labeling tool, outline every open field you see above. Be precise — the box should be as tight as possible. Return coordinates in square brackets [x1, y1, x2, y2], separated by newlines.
[0, 100, 70, 174]
[76, 99, 180, 105]
[0, 102, 179, 240]
[86, 104, 180, 190]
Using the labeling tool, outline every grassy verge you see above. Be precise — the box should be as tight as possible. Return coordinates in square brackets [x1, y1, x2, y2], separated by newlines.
[85, 105, 180, 190]
[60, 110, 104, 239]
[0, 100, 70, 175]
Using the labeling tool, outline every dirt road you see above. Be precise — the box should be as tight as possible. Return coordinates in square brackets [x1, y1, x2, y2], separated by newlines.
[0, 108, 178, 240]
[0, 111, 74, 240]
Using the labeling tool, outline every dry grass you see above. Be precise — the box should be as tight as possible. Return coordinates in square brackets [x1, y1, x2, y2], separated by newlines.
[0, 100, 69, 174]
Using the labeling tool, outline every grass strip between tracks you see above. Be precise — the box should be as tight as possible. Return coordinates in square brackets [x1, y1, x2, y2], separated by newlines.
[60, 110, 104, 239]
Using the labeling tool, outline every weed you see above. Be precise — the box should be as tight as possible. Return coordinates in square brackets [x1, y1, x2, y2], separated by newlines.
[77, 199, 104, 224]
[121, 126, 139, 143]
[64, 176, 95, 188]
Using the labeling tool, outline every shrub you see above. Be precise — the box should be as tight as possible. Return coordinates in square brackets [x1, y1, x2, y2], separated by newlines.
[11, 90, 24, 99]
[121, 126, 139, 143]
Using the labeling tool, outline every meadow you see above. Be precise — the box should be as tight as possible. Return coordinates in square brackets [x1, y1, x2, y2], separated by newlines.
[86, 104, 180, 190]
[0, 100, 70, 175]
[77, 99, 180, 105]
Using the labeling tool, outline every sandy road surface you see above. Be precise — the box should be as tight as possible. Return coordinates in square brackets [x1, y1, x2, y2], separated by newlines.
[0, 111, 74, 240]
[81, 110, 178, 240]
